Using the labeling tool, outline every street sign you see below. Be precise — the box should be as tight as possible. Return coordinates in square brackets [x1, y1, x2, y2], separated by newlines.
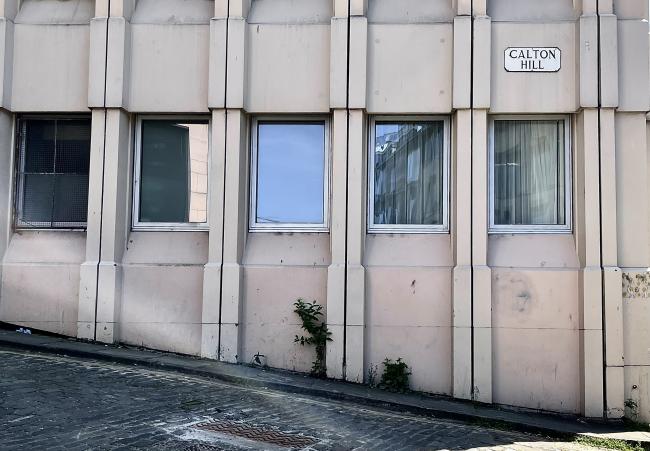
[504, 47, 561, 72]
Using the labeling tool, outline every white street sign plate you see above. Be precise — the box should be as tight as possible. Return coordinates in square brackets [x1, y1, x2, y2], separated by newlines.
[504, 47, 561, 72]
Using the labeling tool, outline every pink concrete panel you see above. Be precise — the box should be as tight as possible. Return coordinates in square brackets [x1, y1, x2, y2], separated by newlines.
[364, 234, 453, 267]
[366, 325, 452, 394]
[120, 265, 204, 356]
[122, 232, 208, 265]
[242, 266, 328, 373]
[623, 299, 650, 366]
[488, 235, 580, 269]
[365, 266, 452, 394]
[493, 327, 580, 413]
[492, 269, 579, 330]
[366, 267, 452, 327]
[0, 264, 80, 336]
[243, 233, 331, 266]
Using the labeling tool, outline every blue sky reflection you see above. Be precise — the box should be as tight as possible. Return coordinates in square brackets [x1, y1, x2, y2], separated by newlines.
[256, 122, 325, 224]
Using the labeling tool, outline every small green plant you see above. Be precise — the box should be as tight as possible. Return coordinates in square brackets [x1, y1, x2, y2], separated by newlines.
[625, 398, 640, 421]
[379, 358, 411, 392]
[293, 299, 332, 378]
[573, 435, 644, 451]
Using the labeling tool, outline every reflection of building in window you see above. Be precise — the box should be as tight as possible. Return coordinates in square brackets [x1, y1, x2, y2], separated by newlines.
[187, 124, 209, 223]
[137, 119, 209, 227]
[373, 121, 444, 227]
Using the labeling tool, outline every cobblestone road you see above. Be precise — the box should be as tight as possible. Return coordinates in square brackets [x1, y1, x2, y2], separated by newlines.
[0, 347, 609, 450]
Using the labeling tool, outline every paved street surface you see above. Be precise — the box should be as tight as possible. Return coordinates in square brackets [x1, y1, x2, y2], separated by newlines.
[0, 347, 610, 450]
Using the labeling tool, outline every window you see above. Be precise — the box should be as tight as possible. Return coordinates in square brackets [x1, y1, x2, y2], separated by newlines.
[250, 117, 329, 231]
[368, 117, 449, 233]
[15, 117, 91, 229]
[489, 116, 571, 233]
[133, 117, 210, 230]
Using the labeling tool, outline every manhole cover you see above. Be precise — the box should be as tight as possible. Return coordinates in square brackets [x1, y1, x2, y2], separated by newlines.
[183, 444, 226, 451]
[193, 420, 317, 449]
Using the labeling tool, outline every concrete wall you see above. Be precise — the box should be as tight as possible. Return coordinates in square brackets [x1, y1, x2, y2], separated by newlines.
[0, 0, 648, 423]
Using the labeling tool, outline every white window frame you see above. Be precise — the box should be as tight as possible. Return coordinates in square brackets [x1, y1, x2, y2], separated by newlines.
[132, 115, 211, 231]
[488, 114, 572, 234]
[249, 116, 330, 233]
[367, 115, 450, 234]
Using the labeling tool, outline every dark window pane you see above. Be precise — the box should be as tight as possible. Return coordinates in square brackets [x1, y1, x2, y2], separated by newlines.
[16, 117, 91, 228]
[139, 120, 208, 224]
[256, 122, 325, 225]
[55, 120, 91, 174]
[373, 122, 444, 226]
[20, 174, 54, 226]
[53, 174, 89, 225]
[23, 120, 55, 173]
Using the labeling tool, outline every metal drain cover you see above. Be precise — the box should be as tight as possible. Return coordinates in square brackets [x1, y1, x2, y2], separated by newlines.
[193, 420, 317, 449]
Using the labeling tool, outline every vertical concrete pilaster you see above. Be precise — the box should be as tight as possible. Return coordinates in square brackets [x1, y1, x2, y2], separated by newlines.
[219, 109, 247, 363]
[575, 109, 605, 418]
[452, 109, 472, 400]
[94, 109, 130, 343]
[201, 0, 229, 360]
[471, 108, 492, 404]
[326, 108, 347, 379]
[345, 108, 366, 383]
[79, 3, 132, 343]
[217, 0, 249, 363]
[201, 109, 226, 359]
[451, 5, 472, 400]
[326, 0, 349, 380]
[600, 108, 624, 419]
[78, 109, 106, 340]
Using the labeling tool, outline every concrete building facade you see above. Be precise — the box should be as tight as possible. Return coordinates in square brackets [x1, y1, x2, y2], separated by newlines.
[0, 0, 649, 422]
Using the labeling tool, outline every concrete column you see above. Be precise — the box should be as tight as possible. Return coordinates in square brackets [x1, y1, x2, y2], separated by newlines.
[451, 8, 472, 400]
[326, 1, 348, 379]
[79, 4, 132, 342]
[0, 110, 13, 317]
[469, 6, 492, 404]
[218, 0, 249, 363]
[575, 109, 605, 418]
[345, 108, 366, 383]
[0, 2, 16, 318]
[601, 108, 624, 419]
[0, 0, 15, 110]
[200, 109, 226, 359]
[471, 109, 492, 403]
[78, 109, 105, 340]
[78, 109, 131, 343]
[452, 109, 472, 400]
[598, 7, 622, 420]
[94, 109, 130, 343]
[201, 0, 229, 360]
[326, 108, 347, 379]
[219, 109, 248, 363]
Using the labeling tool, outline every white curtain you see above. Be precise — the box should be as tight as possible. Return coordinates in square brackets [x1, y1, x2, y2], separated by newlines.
[493, 120, 565, 226]
[374, 122, 444, 225]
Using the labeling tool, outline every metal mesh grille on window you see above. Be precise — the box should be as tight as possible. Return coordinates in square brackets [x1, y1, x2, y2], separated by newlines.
[16, 118, 91, 228]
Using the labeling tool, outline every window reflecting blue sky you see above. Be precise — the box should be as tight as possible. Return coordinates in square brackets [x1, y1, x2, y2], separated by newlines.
[256, 122, 325, 224]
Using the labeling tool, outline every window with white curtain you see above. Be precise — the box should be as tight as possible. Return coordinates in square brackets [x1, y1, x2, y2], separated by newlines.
[249, 117, 329, 232]
[489, 116, 572, 233]
[15, 116, 91, 229]
[368, 117, 449, 233]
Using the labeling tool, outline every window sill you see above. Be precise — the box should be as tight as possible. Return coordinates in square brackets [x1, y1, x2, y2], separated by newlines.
[488, 227, 572, 235]
[131, 225, 209, 232]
